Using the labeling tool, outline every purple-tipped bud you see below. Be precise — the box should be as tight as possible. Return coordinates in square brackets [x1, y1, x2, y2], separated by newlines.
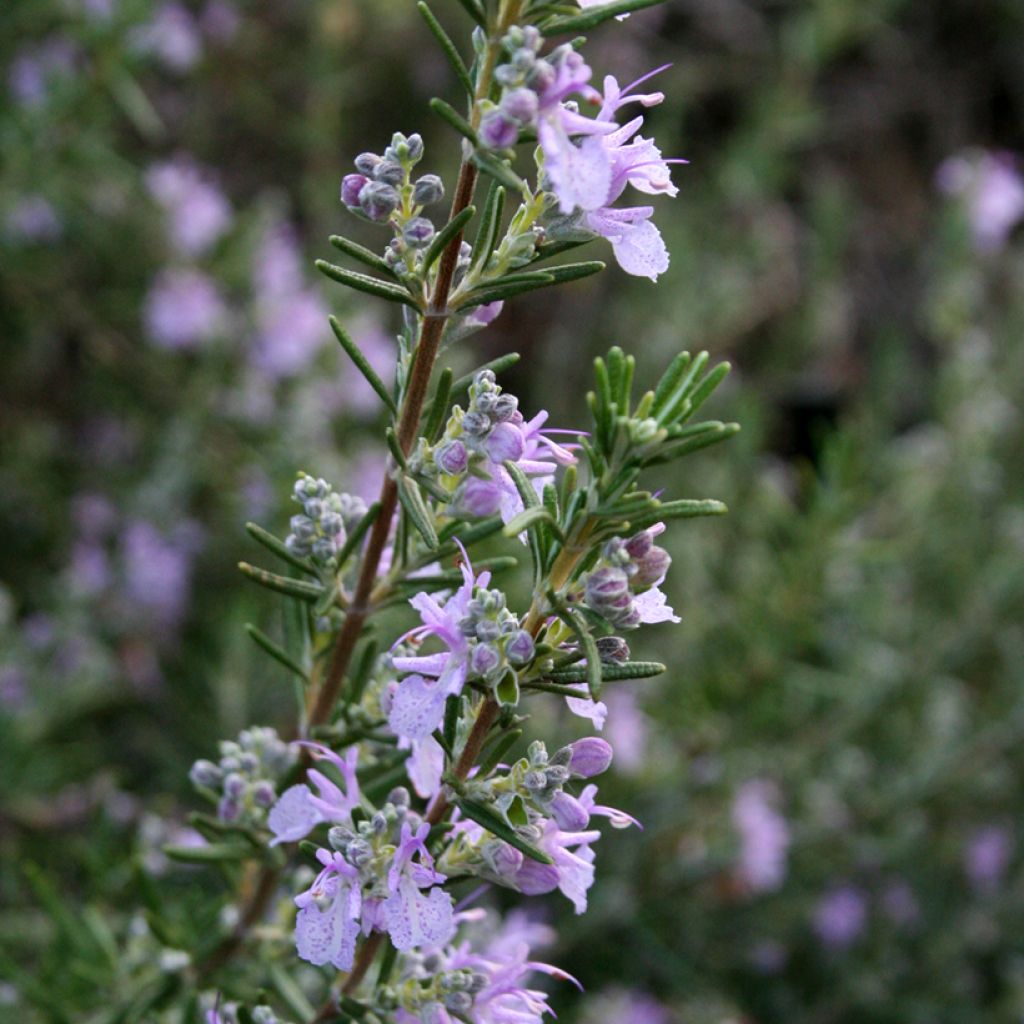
[484, 421, 525, 463]
[403, 216, 435, 248]
[218, 795, 242, 822]
[412, 174, 445, 206]
[501, 87, 539, 125]
[634, 547, 671, 588]
[189, 759, 222, 788]
[461, 410, 492, 436]
[505, 629, 535, 666]
[624, 530, 654, 559]
[373, 159, 404, 185]
[354, 152, 381, 176]
[223, 772, 246, 798]
[596, 635, 631, 664]
[480, 111, 520, 150]
[569, 737, 614, 778]
[470, 643, 502, 677]
[585, 567, 631, 609]
[252, 780, 276, 808]
[359, 181, 400, 222]
[435, 439, 469, 476]
[341, 173, 369, 208]
[549, 791, 591, 831]
[491, 393, 518, 421]
[457, 477, 503, 518]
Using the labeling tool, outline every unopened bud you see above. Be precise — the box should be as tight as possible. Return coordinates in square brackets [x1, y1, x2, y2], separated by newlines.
[568, 737, 614, 778]
[403, 217, 435, 248]
[505, 629, 535, 666]
[412, 174, 445, 206]
[341, 173, 369, 208]
[435, 439, 469, 476]
[549, 790, 590, 831]
[359, 181, 400, 222]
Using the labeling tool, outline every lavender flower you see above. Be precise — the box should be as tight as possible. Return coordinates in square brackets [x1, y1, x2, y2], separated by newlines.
[7, 37, 78, 108]
[731, 779, 790, 893]
[4, 195, 61, 244]
[145, 158, 232, 257]
[813, 885, 867, 950]
[964, 824, 1012, 893]
[937, 150, 1024, 252]
[267, 743, 360, 844]
[143, 268, 228, 350]
[121, 519, 203, 627]
[129, 3, 203, 72]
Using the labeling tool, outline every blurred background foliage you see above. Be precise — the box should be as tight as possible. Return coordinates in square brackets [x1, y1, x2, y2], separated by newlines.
[2, 0, 1024, 1021]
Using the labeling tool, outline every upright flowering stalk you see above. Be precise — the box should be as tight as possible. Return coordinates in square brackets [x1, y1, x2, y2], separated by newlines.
[155, 2, 740, 1021]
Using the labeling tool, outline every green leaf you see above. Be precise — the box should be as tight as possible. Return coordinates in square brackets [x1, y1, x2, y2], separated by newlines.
[417, 3, 474, 96]
[643, 422, 740, 465]
[238, 562, 325, 603]
[443, 694, 461, 753]
[628, 498, 728, 531]
[532, 239, 591, 263]
[471, 149, 524, 191]
[456, 798, 554, 864]
[316, 260, 421, 308]
[651, 351, 692, 416]
[453, 0, 486, 26]
[655, 350, 708, 425]
[424, 366, 454, 441]
[423, 205, 477, 273]
[457, 275, 557, 308]
[163, 842, 250, 864]
[546, 660, 666, 683]
[397, 475, 439, 549]
[245, 521, 317, 576]
[245, 624, 309, 682]
[495, 670, 520, 706]
[477, 728, 523, 777]
[543, 0, 666, 33]
[470, 181, 506, 271]
[329, 233, 395, 277]
[330, 316, 397, 414]
[269, 963, 316, 1024]
[503, 505, 563, 541]
[503, 460, 542, 510]
[560, 609, 603, 700]
[540, 260, 605, 284]
[386, 427, 409, 471]
[429, 97, 478, 143]
[683, 362, 731, 420]
[335, 501, 382, 568]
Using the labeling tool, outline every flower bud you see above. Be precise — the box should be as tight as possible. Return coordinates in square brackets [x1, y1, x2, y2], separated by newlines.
[569, 737, 614, 778]
[354, 152, 381, 176]
[444, 992, 473, 1014]
[340, 173, 369, 208]
[412, 174, 445, 206]
[387, 786, 411, 807]
[223, 772, 246, 798]
[373, 159, 404, 185]
[328, 825, 354, 850]
[189, 759, 221, 788]
[501, 87, 538, 125]
[312, 537, 336, 562]
[403, 217, 435, 248]
[491, 393, 519, 422]
[470, 643, 501, 677]
[505, 629, 535, 666]
[303, 497, 323, 519]
[218, 795, 242, 822]
[523, 769, 547, 791]
[584, 567, 631, 611]
[252, 780, 276, 808]
[320, 511, 344, 537]
[624, 530, 654, 559]
[634, 547, 671, 588]
[596, 635, 631, 663]
[479, 111, 519, 150]
[461, 410, 491, 436]
[286, 534, 312, 558]
[484, 421, 525, 463]
[474, 619, 502, 643]
[549, 790, 590, 831]
[435, 439, 469, 476]
[290, 514, 316, 539]
[358, 181, 400, 222]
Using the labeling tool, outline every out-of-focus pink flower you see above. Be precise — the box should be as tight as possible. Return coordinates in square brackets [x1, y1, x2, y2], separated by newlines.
[813, 885, 867, 950]
[144, 268, 228, 350]
[964, 824, 1012, 893]
[937, 150, 1024, 252]
[732, 779, 790, 893]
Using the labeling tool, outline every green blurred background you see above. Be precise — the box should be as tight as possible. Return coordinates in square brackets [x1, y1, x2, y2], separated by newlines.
[2, 1, 1024, 1021]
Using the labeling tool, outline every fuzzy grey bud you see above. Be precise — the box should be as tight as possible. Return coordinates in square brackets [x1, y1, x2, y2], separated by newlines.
[505, 629, 535, 666]
[403, 217, 435, 248]
[412, 174, 445, 206]
[596, 635, 631, 663]
[189, 759, 221, 788]
[359, 181, 400, 222]
[470, 643, 502, 677]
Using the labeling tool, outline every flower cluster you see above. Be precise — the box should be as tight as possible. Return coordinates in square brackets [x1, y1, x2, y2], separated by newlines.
[582, 524, 678, 628]
[413, 370, 576, 524]
[285, 472, 367, 566]
[380, 910, 575, 1024]
[476, 28, 681, 280]
[188, 726, 297, 826]
[293, 792, 455, 969]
